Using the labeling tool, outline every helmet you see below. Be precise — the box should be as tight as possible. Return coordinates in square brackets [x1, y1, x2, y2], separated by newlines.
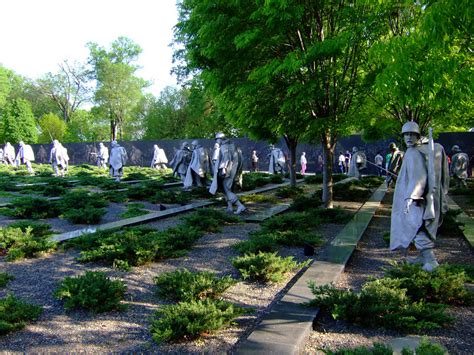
[215, 132, 225, 139]
[401, 121, 420, 135]
[352, 146, 358, 153]
[191, 140, 199, 147]
[389, 142, 397, 150]
[452, 145, 461, 152]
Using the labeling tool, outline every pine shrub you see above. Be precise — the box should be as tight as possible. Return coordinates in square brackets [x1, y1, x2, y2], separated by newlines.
[149, 299, 247, 343]
[54, 271, 126, 313]
[0, 272, 14, 288]
[240, 194, 278, 204]
[383, 263, 473, 305]
[182, 208, 239, 233]
[154, 269, 237, 302]
[62, 206, 106, 224]
[275, 186, 304, 199]
[2, 197, 60, 219]
[308, 281, 453, 332]
[0, 226, 57, 261]
[8, 221, 52, 238]
[232, 252, 309, 283]
[0, 294, 42, 335]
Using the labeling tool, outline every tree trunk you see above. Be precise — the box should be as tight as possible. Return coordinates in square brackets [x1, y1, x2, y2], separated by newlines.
[321, 130, 337, 208]
[110, 120, 117, 141]
[284, 136, 298, 187]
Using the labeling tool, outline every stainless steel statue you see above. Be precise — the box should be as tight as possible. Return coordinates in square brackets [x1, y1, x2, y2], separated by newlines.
[109, 140, 128, 182]
[15, 141, 35, 174]
[386, 142, 404, 188]
[268, 144, 286, 174]
[97, 142, 109, 169]
[209, 133, 246, 214]
[49, 140, 69, 177]
[184, 140, 211, 189]
[390, 122, 449, 272]
[3, 142, 15, 165]
[450, 145, 469, 188]
[169, 142, 192, 183]
[347, 146, 366, 179]
[151, 144, 168, 170]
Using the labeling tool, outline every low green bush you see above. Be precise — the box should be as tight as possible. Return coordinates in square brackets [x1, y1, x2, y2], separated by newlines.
[182, 208, 239, 233]
[0, 294, 42, 335]
[383, 263, 473, 305]
[154, 269, 237, 302]
[333, 182, 371, 201]
[242, 172, 283, 191]
[233, 232, 279, 254]
[307, 207, 352, 224]
[0, 227, 57, 261]
[0, 272, 14, 288]
[66, 224, 203, 268]
[400, 337, 446, 355]
[149, 299, 247, 344]
[232, 252, 309, 283]
[290, 193, 322, 211]
[63, 206, 106, 224]
[240, 194, 278, 204]
[1, 197, 60, 219]
[275, 186, 304, 199]
[308, 281, 452, 332]
[120, 203, 149, 218]
[8, 221, 52, 238]
[149, 189, 191, 205]
[261, 211, 319, 232]
[322, 343, 392, 355]
[54, 271, 126, 313]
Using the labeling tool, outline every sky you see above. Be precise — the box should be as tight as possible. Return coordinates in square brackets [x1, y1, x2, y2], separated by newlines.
[0, 0, 179, 96]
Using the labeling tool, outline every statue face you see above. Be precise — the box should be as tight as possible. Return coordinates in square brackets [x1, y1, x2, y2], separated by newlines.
[403, 132, 419, 148]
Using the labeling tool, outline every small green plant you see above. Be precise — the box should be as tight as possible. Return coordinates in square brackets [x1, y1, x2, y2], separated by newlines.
[1, 197, 60, 219]
[307, 207, 352, 224]
[308, 280, 453, 332]
[182, 208, 240, 233]
[382, 231, 390, 245]
[120, 203, 149, 218]
[54, 271, 126, 313]
[290, 193, 322, 211]
[0, 226, 57, 261]
[59, 191, 108, 224]
[8, 221, 52, 238]
[233, 232, 279, 254]
[154, 269, 237, 302]
[0, 272, 14, 288]
[62, 206, 106, 224]
[400, 337, 446, 355]
[232, 252, 309, 283]
[149, 299, 247, 344]
[383, 262, 473, 305]
[240, 194, 278, 204]
[322, 343, 393, 355]
[0, 294, 42, 335]
[275, 186, 304, 199]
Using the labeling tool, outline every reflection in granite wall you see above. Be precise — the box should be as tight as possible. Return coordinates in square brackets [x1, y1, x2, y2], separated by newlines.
[27, 133, 473, 175]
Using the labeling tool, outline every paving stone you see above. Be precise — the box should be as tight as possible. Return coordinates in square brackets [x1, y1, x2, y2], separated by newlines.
[446, 195, 474, 249]
[244, 204, 290, 222]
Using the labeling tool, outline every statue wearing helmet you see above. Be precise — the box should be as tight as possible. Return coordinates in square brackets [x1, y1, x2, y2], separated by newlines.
[209, 133, 246, 214]
[49, 140, 69, 177]
[386, 142, 404, 188]
[347, 146, 366, 179]
[151, 144, 168, 170]
[390, 121, 450, 272]
[450, 145, 468, 188]
[183, 140, 211, 189]
[109, 141, 128, 181]
[169, 142, 192, 183]
[15, 141, 35, 174]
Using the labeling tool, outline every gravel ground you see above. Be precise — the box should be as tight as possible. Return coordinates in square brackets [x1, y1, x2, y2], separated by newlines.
[0, 192, 355, 353]
[304, 191, 474, 355]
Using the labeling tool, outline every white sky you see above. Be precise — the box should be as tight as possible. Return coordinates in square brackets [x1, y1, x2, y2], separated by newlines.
[0, 0, 179, 96]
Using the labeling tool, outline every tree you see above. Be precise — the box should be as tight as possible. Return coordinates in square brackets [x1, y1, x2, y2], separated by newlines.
[1, 98, 37, 144]
[174, 0, 383, 204]
[364, 0, 472, 137]
[36, 60, 91, 123]
[37, 113, 68, 143]
[87, 37, 148, 141]
[0, 66, 11, 109]
[141, 82, 234, 140]
[65, 109, 109, 143]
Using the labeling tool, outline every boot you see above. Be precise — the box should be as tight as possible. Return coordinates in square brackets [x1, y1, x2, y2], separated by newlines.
[234, 201, 246, 215]
[226, 201, 233, 214]
[407, 251, 424, 265]
[421, 249, 439, 272]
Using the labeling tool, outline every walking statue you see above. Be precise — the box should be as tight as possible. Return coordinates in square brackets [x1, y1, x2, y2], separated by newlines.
[347, 146, 366, 179]
[109, 141, 128, 182]
[151, 144, 168, 170]
[15, 141, 35, 174]
[97, 142, 109, 169]
[183, 140, 211, 189]
[4, 142, 15, 165]
[209, 132, 246, 215]
[169, 142, 192, 183]
[49, 140, 69, 177]
[268, 144, 286, 174]
[390, 121, 449, 272]
[450, 145, 469, 188]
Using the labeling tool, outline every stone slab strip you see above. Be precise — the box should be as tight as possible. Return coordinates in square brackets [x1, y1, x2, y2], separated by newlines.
[235, 183, 387, 354]
[446, 195, 474, 249]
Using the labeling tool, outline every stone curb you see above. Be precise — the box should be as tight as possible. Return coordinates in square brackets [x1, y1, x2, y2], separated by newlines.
[235, 183, 387, 354]
[446, 195, 474, 249]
